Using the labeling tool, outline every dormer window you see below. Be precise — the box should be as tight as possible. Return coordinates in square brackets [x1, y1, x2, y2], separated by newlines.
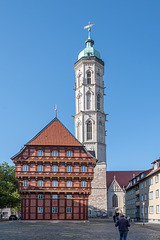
[87, 72, 91, 84]
[154, 162, 159, 170]
[37, 150, 43, 156]
[141, 173, 144, 178]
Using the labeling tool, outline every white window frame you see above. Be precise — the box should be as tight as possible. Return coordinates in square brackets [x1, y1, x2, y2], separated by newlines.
[67, 181, 72, 187]
[149, 191, 153, 200]
[38, 194, 44, 199]
[81, 166, 87, 172]
[23, 165, 28, 171]
[149, 206, 154, 214]
[52, 150, 58, 156]
[52, 195, 58, 199]
[66, 207, 72, 213]
[38, 180, 43, 187]
[149, 178, 153, 185]
[67, 166, 72, 172]
[67, 195, 72, 199]
[37, 150, 43, 156]
[81, 181, 87, 187]
[37, 207, 43, 213]
[156, 189, 159, 198]
[38, 165, 43, 171]
[52, 181, 58, 187]
[155, 175, 159, 183]
[23, 180, 29, 187]
[52, 207, 58, 213]
[156, 205, 160, 214]
[67, 151, 72, 157]
[52, 165, 58, 172]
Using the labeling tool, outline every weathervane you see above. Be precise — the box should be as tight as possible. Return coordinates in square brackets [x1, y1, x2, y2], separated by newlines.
[84, 21, 95, 32]
[54, 105, 57, 117]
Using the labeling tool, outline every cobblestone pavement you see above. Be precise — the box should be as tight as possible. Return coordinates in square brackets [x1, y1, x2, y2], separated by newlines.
[0, 219, 160, 240]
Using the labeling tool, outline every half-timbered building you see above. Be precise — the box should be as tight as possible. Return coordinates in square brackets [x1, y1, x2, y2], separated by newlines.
[11, 117, 96, 220]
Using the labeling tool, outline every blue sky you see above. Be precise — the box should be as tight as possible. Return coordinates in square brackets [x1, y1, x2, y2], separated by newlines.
[0, 0, 160, 170]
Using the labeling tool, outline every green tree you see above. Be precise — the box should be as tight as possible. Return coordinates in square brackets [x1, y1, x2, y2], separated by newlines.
[0, 162, 20, 216]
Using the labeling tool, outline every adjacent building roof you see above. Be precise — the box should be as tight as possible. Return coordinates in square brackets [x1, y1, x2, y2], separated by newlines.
[106, 171, 143, 189]
[25, 117, 81, 146]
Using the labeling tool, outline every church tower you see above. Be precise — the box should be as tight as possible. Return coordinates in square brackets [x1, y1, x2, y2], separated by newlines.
[74, 26, 107, 217]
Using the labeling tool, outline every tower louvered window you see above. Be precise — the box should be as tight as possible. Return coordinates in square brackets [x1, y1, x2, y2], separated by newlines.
[87, 72, 91, 84]
[87, 121, 92, 140]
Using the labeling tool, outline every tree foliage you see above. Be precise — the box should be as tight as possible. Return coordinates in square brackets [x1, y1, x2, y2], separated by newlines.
[0, 162, 20, 210]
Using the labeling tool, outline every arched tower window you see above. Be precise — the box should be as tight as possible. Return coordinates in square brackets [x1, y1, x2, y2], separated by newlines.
[87, 92, 91, 110]
[87, 72, 91, 84]
[112, 194, 118, 208]
[87, 121, 92, 140]
[97, 94, 100, 110]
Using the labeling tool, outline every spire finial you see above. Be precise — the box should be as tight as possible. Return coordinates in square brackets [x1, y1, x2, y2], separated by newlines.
[54, 105, 57, 117]
[84, 22, 95, 37]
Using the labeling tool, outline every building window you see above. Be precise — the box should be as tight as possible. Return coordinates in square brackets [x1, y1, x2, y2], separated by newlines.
[145, 194, 147, 201]
[149, 178, 153, 185]
[87, 72, 91, 84]
[156, 205, 160, 214]
[145, 207, 147, 214]
[52, 165, 58, 172]
[141, 173, 144, 178]
[67, 166, 72, 172]
[141, 195, 143, 201]
[38, 180, 43, 187]
[155, 175, 159, 183]
[149, 206, 154, 214]
[37, 150, 43, 156]
[87, 92, 91, 110]
[144, 181, 147, 187]
[23, 180, 29, 187]
[67, 195, 72, 199]
[52, 195, 58, 199]
[67, 181, 72, 187]
[52, 150, 58, 156]
[66, 207, 72, 213]
[52, 207, 58, 213]
[52, 181, 58, 187]
[37, 207, 43, 213]
[81, 181, 87, 187]
[38, 194, 44, 199]
[149, 191, 153, 200]
[112, 194, 118, 208]
[156, 189, 159, 198]
[67, 151, 72, 157]
[97, 94, 100, 110]
[87, 121, 92, 140]
[133, 179, 136, 184]
[38, 165, 43, 171]
[141, 183, 143, 189]
[81, 166, 87, 172]
[23, 165, 28, 171]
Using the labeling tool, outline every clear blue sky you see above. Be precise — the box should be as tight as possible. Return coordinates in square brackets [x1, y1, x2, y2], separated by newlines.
[0, 0, 160, 170]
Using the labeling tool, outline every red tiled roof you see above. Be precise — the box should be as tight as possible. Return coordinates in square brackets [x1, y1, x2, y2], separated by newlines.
[26, 117, 81, 146]
[106, 171, 143, 189]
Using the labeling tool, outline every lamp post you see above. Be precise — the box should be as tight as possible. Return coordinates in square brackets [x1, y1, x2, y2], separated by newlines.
[142, 202, 145, 225]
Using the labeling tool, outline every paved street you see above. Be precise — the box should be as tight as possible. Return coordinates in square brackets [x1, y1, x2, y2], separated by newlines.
[0, 219, 160, 240]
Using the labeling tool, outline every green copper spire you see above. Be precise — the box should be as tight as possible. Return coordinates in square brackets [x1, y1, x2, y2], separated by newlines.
[78, 27, 101, 60]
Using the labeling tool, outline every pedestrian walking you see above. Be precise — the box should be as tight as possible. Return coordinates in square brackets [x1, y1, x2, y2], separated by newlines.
[115, 215, 130, 240]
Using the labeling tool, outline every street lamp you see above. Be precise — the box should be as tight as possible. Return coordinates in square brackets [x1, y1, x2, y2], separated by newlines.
[142, 202, 145, 225]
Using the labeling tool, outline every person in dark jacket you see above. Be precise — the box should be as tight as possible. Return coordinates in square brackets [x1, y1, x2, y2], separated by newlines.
[115, 215, 130, 240]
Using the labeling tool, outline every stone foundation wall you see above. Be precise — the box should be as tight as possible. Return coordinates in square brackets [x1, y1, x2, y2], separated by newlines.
[88, 163, 107, 217]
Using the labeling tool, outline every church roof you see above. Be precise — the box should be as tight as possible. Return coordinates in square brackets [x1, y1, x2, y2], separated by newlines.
[78, 30, 101, 60]
[25, 117, 81, 146]
[106, 171, 143, 189]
